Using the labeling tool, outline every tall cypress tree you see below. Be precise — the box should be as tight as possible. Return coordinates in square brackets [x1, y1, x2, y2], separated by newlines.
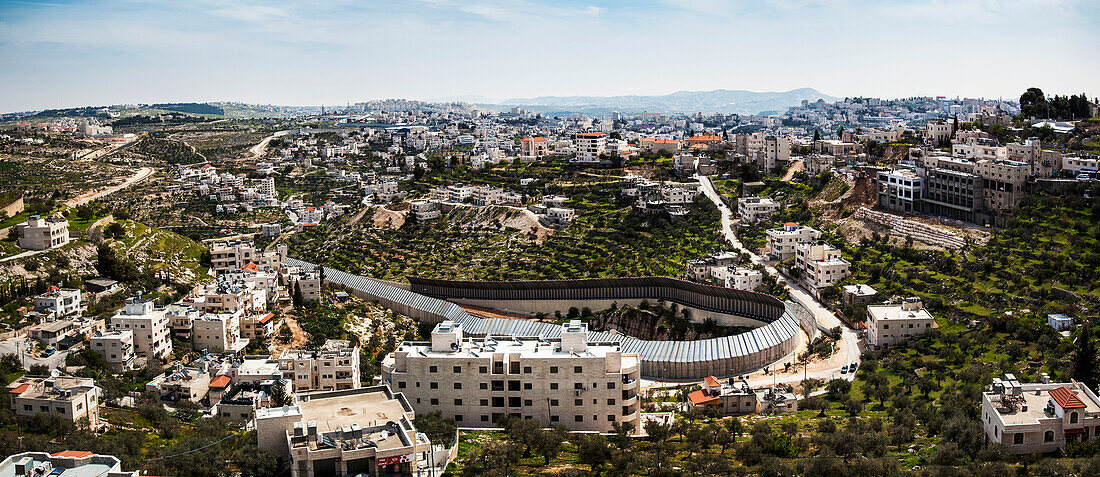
[293, 281, 303, 309]
[1074, 325, 1097, 390]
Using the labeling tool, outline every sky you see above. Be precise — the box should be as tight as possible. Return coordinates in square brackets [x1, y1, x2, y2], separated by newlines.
[0, 0, 1098, 112]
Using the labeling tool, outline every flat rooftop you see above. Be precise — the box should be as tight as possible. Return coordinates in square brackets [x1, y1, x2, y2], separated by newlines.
[297, 389, 411, 435]
[0, 455, 116, 477]
[867, 304, 934, 322]
[401, 337, 639, 367]
[988, 382, 1100, 426]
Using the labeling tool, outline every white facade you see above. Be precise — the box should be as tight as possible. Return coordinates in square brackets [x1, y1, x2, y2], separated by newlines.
[33, 287, 81, 318]
[982, 377, 1100, 454]
[381, 321, 642, 433]
[794, 242, 851, 290]
[765, 223, 821, 260]
[109, 298, 173, 359]
[573, 132, 607, 163]
[737, 197, 780, 224]
[865, 298, 934, 347]
[16, 216, 69, 251]
[278, 339, 361, 392]
[89, 329, 135, 371]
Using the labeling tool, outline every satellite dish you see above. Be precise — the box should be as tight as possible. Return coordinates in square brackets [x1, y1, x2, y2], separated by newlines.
[450, 342, 459, 350]
[50, 369, 60, 378]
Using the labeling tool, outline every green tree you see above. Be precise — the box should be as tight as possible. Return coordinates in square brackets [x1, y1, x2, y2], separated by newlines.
[577, 434, 612, 476]
[1074, 325, 1097, 390]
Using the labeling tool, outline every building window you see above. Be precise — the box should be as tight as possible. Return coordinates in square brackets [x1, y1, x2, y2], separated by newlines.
[454, 383, 462, 390]
[524, 399, 533, 407]
[575, 399, 582, 406]
[574, 366, 583, 373]
[1014, 433, 1024, 445]
[524, 383, 533, 390]
[429, 366, 438, 373]
[550, 383, 558, 390]
[608, 399, 616, 405]
[523, 366, 532, 374]
[453, 366, 462, 373]
[398, 381, 406, 389]
[575, 415, 583, 422]
[430, 382, 438, 389]
[455, 415, 463, 422]
[1045, 430, 1055, 442]
[480, 383, 488, 390]
[608, 382, 616, 389]
[550, 399, 559, 406]
[454, 399, 463, 406]
[608, 415, 616, 422]
[1071, 412, 1080, 424]
[482, 415, 489, 422]
[550, 366, 559, 374]
[481, 399, 489, 406]
[479, 366, 488, 373]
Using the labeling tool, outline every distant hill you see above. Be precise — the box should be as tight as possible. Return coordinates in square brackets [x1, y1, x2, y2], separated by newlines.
[500, 88, 839, 115]
[151, 103, 225, 115]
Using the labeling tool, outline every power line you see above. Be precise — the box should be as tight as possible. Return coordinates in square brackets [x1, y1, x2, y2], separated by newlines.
[143, 430, 242, 463]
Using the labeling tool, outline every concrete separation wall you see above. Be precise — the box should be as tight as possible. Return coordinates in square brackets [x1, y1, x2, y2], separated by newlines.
[289, 258, 800, 381]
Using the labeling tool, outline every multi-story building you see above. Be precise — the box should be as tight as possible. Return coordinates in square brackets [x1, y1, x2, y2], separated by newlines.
[877, 168, 923, 214]
[165, 303, 201, 340]
[279, 339, 361, 392]
[108, 298, 172, 359]
[7, 376, 100, 428]
[684, 251, 740, 283]
[0, 451, 135, 477]
[518, 136, 549, 158]
[411, 200, 442, 221]
[921, 166, 985, 223]
[865, 297, 934, 347]
[981, 375, 1100, 454]
[256, 177, 277, 200]
[737, 196, 780, 224]
[89, 330, 135, 371]
[1063, 155, 1099, 175]
[240, 312, 275, 340]
[794, 242, 850, 290]
[33, 287, 82, 319]
[765, 223, 821, 261]
[924, 120, 954, 146]
[573, 132, 607, 163]
[747, 133, 790, 171]
[145, 365, 211, 403]
[16, 215, 70, 251]
[381, 320, 642, 433]
[193, 310, 247, 354]
[290, 271, 322, 303]
[640, 138, 681, 154]
[255, 386, 430, 477]
[687, 376, 797, 415]
[977, 159, 1030, 212]
[209, 241, 287, 274]
[727, 267, 763, 291]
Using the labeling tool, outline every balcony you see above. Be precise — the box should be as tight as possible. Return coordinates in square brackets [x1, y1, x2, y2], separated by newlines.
[621, 377, 639, 390]
[622, 395, 638, 407]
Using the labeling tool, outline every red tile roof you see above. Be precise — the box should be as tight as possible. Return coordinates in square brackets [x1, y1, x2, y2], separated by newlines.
[1050, 386, 1087, 409]
[703, 376, 721, 387]
[51, 450, 93, 458]
[210, 375, 231, 388]
[576, 132, 606, 137]
[688, 389, 719, 406]
[522, 137, 547, 142]
[258, 312, 275, 324]
[9, 383, 30, 394]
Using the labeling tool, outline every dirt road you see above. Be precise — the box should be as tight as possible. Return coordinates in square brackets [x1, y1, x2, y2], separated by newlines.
[66, 167, 154, 207]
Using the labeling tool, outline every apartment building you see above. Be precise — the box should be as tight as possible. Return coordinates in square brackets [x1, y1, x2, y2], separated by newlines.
[7, 376, 100, 428]
[813, 139, 862, 157]
[684, 251, 740, 283]
[726, 267, 763, 291]
[737, 196, 780, 224]
[89, 330, 135, 371]
[290, 271, 322, 303]
[240, 312, 275, 340]
[411, 200, 442, 221]
[209, 241, 287, 274]
[747, 133, 790, 171]
[977, 159, 1029, 211]
[877, 169, 923, 214]
[688, 376, 797, 415]
[145, 365, 211, 403]
[255, 386, 429, 477]
[165, 303, 200, 340]
[794, 242, 851, 290]
[765, 223, 821, 261]
[842, 284, 878, 305]
[33, 287, 81, 319]
[381, 321, 642, 433]
[108, 298, 172, 359]
[921, 166, 984, 223]
[573, 132, 607, 163]
[0, 451, 135, 477]
[640, 138, 681, 154]
[865, 297, 934, 347]
[193, 310, 247, 354]
[16, 215, 70, 251]
[279, 339, 361, 392]
[924, 120, 954, 146]
[1063, 155, 1099, 175]
[982, 376, 1100, 454]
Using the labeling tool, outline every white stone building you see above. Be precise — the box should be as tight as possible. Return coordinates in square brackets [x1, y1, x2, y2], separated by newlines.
[16, 215, 70, 251]
[865, 297, 934, 347]
[765, 223, 821, 260]
[108, 298, 172, 359]
[982, 376, 1100, 454]
[89, 329, 135, 371]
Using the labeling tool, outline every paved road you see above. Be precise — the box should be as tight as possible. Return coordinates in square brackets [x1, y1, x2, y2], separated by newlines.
[696, 174, 860, 385]
[0, 337, 70, 370]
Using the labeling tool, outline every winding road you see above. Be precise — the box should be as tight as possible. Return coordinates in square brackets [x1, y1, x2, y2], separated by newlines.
[695, 174, 860, 386]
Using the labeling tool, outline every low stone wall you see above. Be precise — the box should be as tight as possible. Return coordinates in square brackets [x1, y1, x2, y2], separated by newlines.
[854, 207, 982, 250]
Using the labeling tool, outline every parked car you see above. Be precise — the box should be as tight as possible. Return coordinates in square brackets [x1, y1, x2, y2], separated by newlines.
[42, 347, 55, 357]
[850, 362, 858, 372]
[840, 364, 848, 374]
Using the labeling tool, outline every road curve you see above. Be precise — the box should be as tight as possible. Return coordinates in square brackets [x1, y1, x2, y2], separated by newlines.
[695, 174, 860, 385]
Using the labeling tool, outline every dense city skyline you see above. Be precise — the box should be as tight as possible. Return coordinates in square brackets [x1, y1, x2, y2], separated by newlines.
[1, 0, 1098, 112]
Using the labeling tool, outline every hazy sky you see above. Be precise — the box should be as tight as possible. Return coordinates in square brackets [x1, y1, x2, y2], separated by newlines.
[1, 0, 1098, 112]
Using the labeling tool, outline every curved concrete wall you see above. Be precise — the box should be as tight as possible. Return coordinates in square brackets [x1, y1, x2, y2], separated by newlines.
[289, 259, 803, 381]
